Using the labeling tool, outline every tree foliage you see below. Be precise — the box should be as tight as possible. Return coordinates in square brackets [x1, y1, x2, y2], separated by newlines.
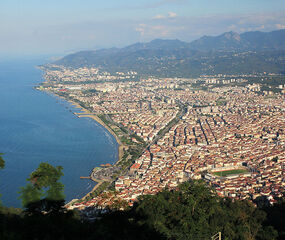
[0, 154, 4, 206]
[28, 162, 63, 190]
[262, 198, 285, 240]
[0, 176, 283, 240]
[18, 162, 65, 213]
[132, 181, 276, 240]
[18, 184, 43, 208]
[0, 153, 4, 169]
[134, 181, 217, 239]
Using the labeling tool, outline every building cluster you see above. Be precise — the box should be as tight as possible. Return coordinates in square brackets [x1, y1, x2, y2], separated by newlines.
[40, 66, 285, 210]
[42, 64, 137, 83]
[113, 95, 285, 206]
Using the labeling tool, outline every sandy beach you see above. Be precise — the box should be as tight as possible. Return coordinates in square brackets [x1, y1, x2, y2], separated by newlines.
[46, 92, 123, 162]
[77, 114, 124, 161]
[42, 90, 124, 204]
[65, 100, 126, 203]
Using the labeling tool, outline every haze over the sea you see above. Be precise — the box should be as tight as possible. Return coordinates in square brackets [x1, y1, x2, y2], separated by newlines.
[0, 58, 118, 207]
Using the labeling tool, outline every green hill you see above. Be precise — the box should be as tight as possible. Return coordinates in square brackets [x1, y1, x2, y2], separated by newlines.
[54, 30, 285, 77]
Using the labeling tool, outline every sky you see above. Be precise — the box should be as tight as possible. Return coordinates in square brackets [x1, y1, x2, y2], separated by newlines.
[1, 0, 285, 57]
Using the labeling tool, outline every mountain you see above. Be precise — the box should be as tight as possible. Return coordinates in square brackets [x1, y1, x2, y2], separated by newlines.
[189, 29, 285, 51]
[189, 31, 244, 51]
[123, 39, 189, 52]
[54, 29, 285, 77]
[241, 30, 285, 51]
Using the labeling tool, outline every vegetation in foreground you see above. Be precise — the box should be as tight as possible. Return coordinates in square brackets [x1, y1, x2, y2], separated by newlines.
[0, 164, 284, 239]
[0, 159, 284, 240]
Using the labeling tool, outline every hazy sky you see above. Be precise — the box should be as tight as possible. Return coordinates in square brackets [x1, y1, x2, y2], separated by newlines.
[1, 0, 285, 57]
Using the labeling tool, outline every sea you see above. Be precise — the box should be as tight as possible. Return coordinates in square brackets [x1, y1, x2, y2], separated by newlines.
[0, 58, 118, 207]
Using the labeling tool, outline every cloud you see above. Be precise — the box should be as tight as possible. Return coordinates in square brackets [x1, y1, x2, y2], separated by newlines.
[257, 25, 265, 30]
[152, 14, 166, 20]
[152, 12, 177, 20]
[231, 12, 285, 32]
[134, 22, 185, 39]
[135, 11, 285, 43]
[276, 24, 285, 29]
[168, 12, 177, 18]
[135, 24, 147, 36]
[152, 25, 171, 37]
[227, 24, 238, 31]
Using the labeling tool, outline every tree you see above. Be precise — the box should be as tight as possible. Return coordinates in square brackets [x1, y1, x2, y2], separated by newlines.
[133, 181, 219, 240]
[28, 162, 63, 191]
[19, 162, 65, 214]
[212, 198, 270, 240]
[0, 153, 4, 169]
[131, 180, 277, 240]
[262, 198, 285, 240]
[18, 184, 42, 208]
[0, 154, 5, 206]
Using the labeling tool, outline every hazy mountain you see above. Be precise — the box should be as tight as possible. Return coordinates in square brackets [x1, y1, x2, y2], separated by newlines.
[241, 30, 285, 51]
[122, 39, 189, 52]
[189, 29, 285, 51]
[54, 29, 285, 77]
[189, 31, 244, 51]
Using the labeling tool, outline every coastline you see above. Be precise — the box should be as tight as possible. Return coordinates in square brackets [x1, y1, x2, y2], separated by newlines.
[42, 91, 124, 204]
[76, 113, 124, 164]
[66, 98, 124, 162]
[44, 91, 122, 162]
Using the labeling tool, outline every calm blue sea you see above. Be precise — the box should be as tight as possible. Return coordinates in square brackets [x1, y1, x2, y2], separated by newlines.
[0, 58, 118, 207]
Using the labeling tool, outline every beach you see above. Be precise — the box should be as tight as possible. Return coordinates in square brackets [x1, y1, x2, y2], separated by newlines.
[67, 99, 124, 163]
[35, 87, 123, 203]
[76, 114, 125, 163]
[43, 92, 123, 163]
[49, 95, 125, 203]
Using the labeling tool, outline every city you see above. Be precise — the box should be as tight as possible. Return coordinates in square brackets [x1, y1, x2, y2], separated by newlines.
[38, 65, 285, 211]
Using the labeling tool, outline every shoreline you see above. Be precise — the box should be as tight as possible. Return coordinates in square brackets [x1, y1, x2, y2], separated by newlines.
[44, 91, 122, 161]
[76, 113, 124, 164]
[65, 97, 124, 162]
[41, 90, 124, 205]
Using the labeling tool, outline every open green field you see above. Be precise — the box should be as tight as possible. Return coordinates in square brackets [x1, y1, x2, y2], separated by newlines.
[213, 169, 248, 177]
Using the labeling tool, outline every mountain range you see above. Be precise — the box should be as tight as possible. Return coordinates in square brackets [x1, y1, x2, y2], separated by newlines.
[55, 29, 285, 77]
[189, 30, 285, 51]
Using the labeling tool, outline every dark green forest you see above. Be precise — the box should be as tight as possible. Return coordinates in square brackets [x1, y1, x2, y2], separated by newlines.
[0, 160, 284, 240]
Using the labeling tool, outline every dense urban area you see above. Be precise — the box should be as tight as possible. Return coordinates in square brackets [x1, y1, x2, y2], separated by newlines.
[38, 64, 285, 214]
